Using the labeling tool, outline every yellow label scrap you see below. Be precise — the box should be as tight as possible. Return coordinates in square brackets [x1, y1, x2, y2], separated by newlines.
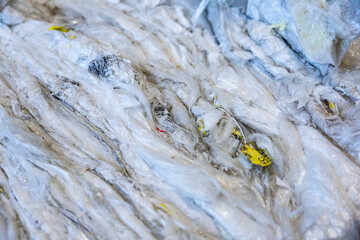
[50, 26, 76, 39]
[197, 119, 209, 136]
[232, 127, 243, 140]
[49, 25, 70, 33]
[240, 144, 272, 167]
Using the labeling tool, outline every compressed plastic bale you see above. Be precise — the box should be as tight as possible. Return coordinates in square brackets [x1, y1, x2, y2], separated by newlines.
[1, 0, 360, 239]
[247, 0, 360, 69]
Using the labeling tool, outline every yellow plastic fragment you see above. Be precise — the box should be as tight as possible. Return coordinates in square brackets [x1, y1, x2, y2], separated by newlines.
[0, 186, 9, 199]
[49, 25, 70, 33]
[197, 119, 209, 136]
[328, 101, 339, 114]
[269, 21, 287, 31]
[240, 144, 272, 167]
[323, 100, 338, 115]
[232, 128, 243, 140]
[160, 203, 172, 215]
[68, 35, 76, 39]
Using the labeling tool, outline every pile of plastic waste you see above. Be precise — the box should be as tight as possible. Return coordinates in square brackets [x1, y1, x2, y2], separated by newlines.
[0, 0, 359, 239]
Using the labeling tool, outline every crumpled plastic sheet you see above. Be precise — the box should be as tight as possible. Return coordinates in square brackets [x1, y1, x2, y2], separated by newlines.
[0, 0, 359, 239]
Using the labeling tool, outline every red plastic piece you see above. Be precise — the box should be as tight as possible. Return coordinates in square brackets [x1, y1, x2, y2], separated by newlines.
[156, 127, 165, 133]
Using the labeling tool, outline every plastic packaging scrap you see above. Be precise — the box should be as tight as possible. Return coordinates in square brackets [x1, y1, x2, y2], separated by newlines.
[153, 100, 197, 148]
[88, 55, 135, 84]
[88, 55, 120, 79]
[154, 102, 173, 133]
[204, 96, 272, 166]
